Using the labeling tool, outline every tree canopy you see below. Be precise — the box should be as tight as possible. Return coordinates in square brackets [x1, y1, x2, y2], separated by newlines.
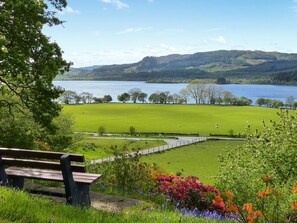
[0, 0, 70, 128]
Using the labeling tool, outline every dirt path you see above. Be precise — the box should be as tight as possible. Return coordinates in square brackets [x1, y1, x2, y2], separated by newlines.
[26, 184, 140, 212]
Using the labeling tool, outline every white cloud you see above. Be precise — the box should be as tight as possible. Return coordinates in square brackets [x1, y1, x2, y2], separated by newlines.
[211, 36, 226, 44]
[148, 0, 154, 2]
[59, 6, 80, 15]
[117, 27, 152, 35]
[160, 43, 177, 52]
[100, 0, 129, 9]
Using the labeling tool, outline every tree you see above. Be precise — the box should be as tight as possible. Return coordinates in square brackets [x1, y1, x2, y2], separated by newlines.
[0, 0, 70, 128]
[159, 91, 170, 104]
[59, 90, 77, 104]
[186, 83, 203, 104]
[214, 86, 225, 105]
[256, 98, 266, 106]
[44, 113, 75, 151]
[128, 88, 142, 103]
[205, 84, 217, 104]
[102, 95, 112, 103]
[223, 91, 234, 105]
[216, 77, 227, 84]
[138, 92, 147, 103]
[179, 88, 190, 104]
[234, 96, 252, 106]
[93, 97, 103, 103]
[285, 96, 295, 108]
[167, 95, 174, 104]
[80, 92, 93, 104]
[171, 93, 183, 104]
[271, 99, 283, 108]
[148, 93, 160, 103]
[117, 93, 130, 103]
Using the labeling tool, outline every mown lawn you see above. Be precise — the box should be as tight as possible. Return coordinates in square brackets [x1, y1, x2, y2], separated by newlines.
[141, 140, 244, 184]
[63, 103, 281, 136]
[67, 137, 166, 160]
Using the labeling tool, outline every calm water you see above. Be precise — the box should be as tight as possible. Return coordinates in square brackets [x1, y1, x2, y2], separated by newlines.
[53, 81, 297, 104]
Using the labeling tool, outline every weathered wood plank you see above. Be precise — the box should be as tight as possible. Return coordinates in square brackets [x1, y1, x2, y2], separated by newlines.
[5, 167, 101, 184]
[2, 158, 86, 172]
[0, 148, 84, 162]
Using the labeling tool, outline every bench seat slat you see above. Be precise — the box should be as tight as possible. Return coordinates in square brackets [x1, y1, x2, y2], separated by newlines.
[5, 167, 101, 184]
[2, 158, 86, 172]
[0, 148, 84, 162]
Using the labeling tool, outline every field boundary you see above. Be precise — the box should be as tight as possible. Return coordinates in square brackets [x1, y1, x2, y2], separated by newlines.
[89, 136, 207, 165]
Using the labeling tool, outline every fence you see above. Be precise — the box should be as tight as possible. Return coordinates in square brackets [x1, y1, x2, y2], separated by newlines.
[90, 137, 207, 165]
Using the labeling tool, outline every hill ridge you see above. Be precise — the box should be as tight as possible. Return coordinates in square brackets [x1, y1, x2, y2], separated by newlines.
[57, 50, 297, 84]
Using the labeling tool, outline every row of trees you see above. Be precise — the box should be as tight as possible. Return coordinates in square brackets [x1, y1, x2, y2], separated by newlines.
[118, 88, 148, 103]
[58, 84, 254, 106]
[58, 90, 113, 104]
[256, 96, 297, 109]
[57, 87, 297, 109]
[117, 84, 253, 106]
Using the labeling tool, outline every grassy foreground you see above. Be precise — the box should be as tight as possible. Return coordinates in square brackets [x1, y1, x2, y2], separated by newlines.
[0, 187, 231, 223]
[142, 140, 244, 184]
[63, 103, 280, 135]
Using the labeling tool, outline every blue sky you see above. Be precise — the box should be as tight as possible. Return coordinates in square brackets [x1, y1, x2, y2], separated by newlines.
[44, 0, 297, 67]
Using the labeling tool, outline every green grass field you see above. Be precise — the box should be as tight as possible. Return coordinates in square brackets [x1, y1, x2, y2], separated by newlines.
[63, 103, 281, 136]
[67, 138, 166, 160]
[141, 140, 244, 184]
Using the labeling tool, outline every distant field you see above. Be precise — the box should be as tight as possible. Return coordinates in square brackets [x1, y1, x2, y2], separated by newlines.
[63, 103, 281, 136]
[141, 140, 244, 184]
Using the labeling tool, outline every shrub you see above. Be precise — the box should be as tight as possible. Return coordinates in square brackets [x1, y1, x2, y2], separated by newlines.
[98, 126, 106, 136]
[223, 177, 297, 223]
[129, 126, 136, 136]
[157, 175, 226, 215]
[216, 110, 297, 221]
[89, 149, 166, 194]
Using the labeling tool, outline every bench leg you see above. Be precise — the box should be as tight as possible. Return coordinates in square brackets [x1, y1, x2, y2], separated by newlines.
[71, 183, 91, 207]
[0, 156, 8, 186]
[60, 154, 91, 207]
[8, 176, 24, 189]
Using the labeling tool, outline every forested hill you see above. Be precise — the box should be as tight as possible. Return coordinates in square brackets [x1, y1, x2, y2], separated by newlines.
[56, 50, 297, 84]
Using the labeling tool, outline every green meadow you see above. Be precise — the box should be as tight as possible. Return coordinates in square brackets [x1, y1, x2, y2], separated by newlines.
[68, 138, 166, 160]
[63, 103, 281, 135]
[142, 140, 244, 184]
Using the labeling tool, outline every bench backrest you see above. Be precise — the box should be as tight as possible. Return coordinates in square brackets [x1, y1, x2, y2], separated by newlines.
[0, 147, 86, 172]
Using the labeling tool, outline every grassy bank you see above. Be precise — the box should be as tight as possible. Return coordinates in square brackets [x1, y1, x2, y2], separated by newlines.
[63, 103, 280, 135]
[141, 140, 244, 184]
[0, 187, 232, 223]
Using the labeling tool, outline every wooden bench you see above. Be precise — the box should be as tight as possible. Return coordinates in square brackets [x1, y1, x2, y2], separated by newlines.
[0, 147, 101, 207]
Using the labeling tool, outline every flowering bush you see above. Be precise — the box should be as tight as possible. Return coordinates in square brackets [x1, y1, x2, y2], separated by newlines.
[224, 176, 297, 223]
[157, 175, 226, 215]
[216, 111, 297, 206]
